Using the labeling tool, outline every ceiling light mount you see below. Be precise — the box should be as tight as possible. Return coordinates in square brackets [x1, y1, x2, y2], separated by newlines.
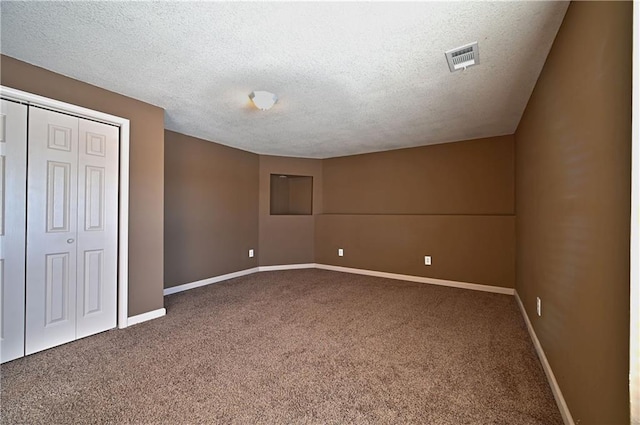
[249, 90, 278, 110]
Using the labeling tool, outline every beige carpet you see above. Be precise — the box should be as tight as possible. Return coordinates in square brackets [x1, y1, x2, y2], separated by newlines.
[1, 269, 562, 424]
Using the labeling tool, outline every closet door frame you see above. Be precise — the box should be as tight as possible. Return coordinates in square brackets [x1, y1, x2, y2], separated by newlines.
[0, 85, 131, 330]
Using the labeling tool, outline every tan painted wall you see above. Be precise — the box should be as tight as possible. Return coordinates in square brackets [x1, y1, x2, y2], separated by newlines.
[258, 156, 322, 266]
[270, 175, 291, 215]
[164, 131, 258, 287]
[316, 215, 515, 287]
[1, 55, 164, 317]
[318, 136, 515, 287]
[287, 176, 313, 215]
[515, 2, 632, 423]
[269, 175, 313, 215]
[323, 136, 515, 214]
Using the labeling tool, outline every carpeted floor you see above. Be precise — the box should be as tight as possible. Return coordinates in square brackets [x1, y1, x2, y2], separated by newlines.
[1, 269, 562, 424]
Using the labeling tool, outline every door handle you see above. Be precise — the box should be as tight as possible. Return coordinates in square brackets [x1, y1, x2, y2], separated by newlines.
[67, 238, 75, 244]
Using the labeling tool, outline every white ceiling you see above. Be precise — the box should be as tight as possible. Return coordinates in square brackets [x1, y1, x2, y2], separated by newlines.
[1, 1, 569, 159]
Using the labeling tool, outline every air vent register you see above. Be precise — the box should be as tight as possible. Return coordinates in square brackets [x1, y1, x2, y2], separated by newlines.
[445, 42, 479, 72]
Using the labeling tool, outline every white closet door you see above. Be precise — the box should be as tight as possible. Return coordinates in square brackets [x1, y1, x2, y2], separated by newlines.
[25, 107, 119, 355]
[76, 118, 118, 339]
[26, 106, 80, 355]
[0, 99, 27, 363]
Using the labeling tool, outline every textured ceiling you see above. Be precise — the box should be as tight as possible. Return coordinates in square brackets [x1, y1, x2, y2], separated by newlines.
[1, 1, 569, 158]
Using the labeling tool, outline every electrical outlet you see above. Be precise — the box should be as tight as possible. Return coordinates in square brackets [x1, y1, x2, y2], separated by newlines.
[536, 297, 542, 317]
[424, 256, 432, 266]
[338, 248, 344, 257]
[249, 249, 254, 258]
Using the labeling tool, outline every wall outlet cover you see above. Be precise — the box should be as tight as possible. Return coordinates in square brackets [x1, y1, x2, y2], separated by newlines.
[249, 249, 254, 258]
[338, 248, 344, 257]
[424, 256, 432, 266]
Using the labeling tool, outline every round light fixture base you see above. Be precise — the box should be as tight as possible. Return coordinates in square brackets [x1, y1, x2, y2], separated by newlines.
[249, 90, 278, 111]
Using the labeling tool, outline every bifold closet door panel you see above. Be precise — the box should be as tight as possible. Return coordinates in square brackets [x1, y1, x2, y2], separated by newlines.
[0, 100, 27, 363]
[26, 106, 79, 355]
[75, 118, 118, 339]
[25, 106, 119, 355]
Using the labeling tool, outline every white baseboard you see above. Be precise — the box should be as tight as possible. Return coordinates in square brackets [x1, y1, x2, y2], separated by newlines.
[164, 267, 259, 296]
[163, 264, 315, 296]
[315, 264, 515, 295]
[163, 263, 513, 298]
[258, 263, 316, 272]
[515, 291, 574, 425]
[127, 308, 166, 327]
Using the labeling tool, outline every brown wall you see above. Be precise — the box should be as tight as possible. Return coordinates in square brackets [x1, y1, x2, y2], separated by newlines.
[318, 136, 515, 287]
[164, 131, 258, 287]
[315, 215, 515, 287]
[288, 176, 313, 215]
[270, 175, 291, 215]
[259, 156, 322, 266]
[323, 136, 514, 214]
[1, 55, 164, 316]
[269, 175, 313, 215]
[515, 2, 631, 423]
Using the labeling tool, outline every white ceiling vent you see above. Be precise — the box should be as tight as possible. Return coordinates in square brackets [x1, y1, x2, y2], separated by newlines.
[445, 42, 479, 72]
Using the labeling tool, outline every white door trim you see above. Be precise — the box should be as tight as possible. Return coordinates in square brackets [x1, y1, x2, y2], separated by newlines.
[0, 85, 130, 330]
